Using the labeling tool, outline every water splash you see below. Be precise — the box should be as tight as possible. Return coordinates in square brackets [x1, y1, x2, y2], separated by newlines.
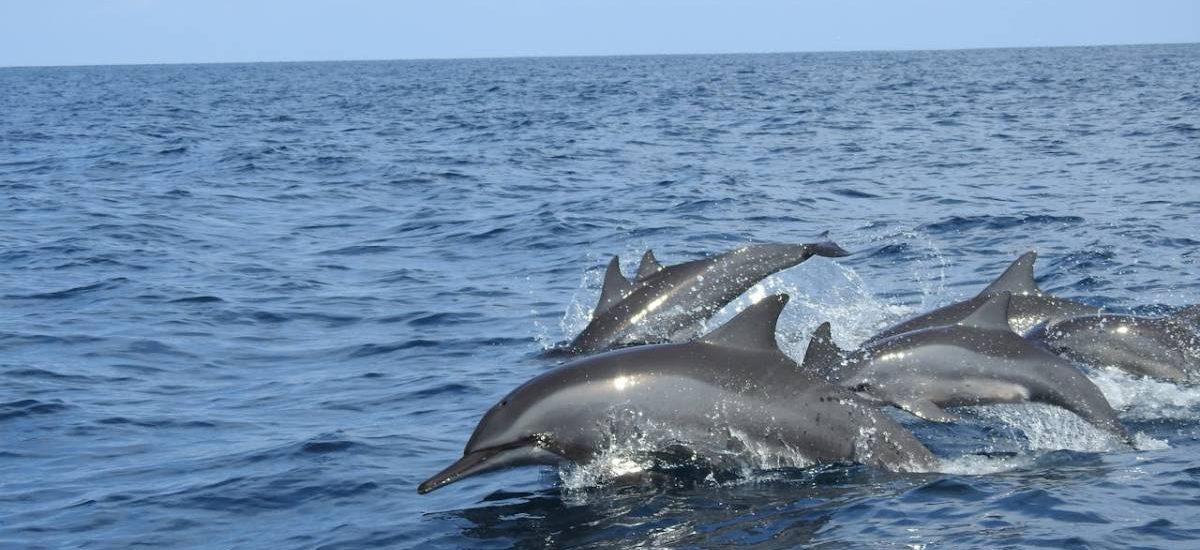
[936, 453, 1038, 476]
[969, 404, 1125, 453]
[557, 407, 817, 493]
[558, 262, 605, 341]
[1089, 366, 1200, 421]
[548, 230, 949, 355]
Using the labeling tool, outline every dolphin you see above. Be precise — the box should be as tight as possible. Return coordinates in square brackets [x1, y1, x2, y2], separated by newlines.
[418, 294, 936, 494]
[868, 251, 1099, 343]
[804, 292, 1129, 442]
[564, 240, 850, 355]
[1026, 306, 1200, 382]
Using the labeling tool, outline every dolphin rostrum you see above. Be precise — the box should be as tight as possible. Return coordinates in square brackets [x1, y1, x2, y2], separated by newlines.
[1027, 306, 1200, 382]
[564, 240, 850, 355]
[868, 251, 1099, 343]
[418, 294, 936, 494]
[805, 292, 1129, 442]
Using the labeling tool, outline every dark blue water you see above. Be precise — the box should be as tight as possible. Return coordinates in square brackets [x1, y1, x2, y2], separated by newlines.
[2, 44, 1199, 549]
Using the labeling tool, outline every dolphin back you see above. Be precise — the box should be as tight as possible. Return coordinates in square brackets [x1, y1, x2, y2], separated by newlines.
[566, 240, 850, 354]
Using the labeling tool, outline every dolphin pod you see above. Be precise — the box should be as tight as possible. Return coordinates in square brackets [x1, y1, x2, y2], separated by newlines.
[563, 240, 849, 355]
[418, 294, 935, 494]
[419, 244, 1198, 494]
[868, 251, 1099, 341]
[805, 293, 1129, 442]
[872, 250, 1200, 381]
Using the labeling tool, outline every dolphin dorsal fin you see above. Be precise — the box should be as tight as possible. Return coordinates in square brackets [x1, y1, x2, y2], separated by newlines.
[594, 256, 634, 316]
[958, 292, 1013, 331]
[702, 294, 789, 351]
[635, 250, 664, 281]
[801, 322, 847, 377]
[981, 251, 1040, 296]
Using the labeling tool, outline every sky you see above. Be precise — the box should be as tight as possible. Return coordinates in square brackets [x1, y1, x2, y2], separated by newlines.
[1, 0, 1197, 67]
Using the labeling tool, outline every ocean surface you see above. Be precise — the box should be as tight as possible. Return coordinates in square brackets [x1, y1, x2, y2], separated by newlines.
[2, 43, 1199, 549]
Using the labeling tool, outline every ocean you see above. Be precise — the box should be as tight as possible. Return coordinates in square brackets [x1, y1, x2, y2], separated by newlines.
[2, 43, 1199, 549]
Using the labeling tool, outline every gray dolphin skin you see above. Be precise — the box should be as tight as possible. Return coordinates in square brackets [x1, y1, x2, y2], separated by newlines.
[565, 240, 850, 355]
[868, 251, 1099, 343]
[418, 294, 936, 495]
[1027, 307, 1200, 382]
[806, 292, 1129, 441]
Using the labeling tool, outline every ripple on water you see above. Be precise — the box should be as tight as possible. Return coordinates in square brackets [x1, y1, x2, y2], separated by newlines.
[3, 45, 1200, 550]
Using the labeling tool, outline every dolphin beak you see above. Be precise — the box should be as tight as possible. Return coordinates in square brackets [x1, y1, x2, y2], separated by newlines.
[417, 444, 560, 494]
[418, 448, 502, 494]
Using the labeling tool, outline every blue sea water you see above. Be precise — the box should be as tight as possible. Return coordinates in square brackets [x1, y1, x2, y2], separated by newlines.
[2, 43, 1200, 549]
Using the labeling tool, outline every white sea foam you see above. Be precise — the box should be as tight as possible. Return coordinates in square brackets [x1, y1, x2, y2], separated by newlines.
[1088, 366, 1200, 421]
[935, 453, 1037, 476]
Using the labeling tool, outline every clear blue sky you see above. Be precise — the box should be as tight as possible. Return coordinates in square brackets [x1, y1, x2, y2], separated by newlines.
[1, 0, 1197, 67]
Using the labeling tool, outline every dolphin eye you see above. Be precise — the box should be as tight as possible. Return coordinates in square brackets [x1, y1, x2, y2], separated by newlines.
[500, 400, 508, 407]
[851, 383, 870, 393]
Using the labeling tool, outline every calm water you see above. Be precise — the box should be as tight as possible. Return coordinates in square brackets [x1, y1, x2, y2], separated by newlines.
[2, 44, 1199, 549]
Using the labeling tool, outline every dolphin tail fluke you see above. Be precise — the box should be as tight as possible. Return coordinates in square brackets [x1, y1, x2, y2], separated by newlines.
[981, 251, 1040, 296]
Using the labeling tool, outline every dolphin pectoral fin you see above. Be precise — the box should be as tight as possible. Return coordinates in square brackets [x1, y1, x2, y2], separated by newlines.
[898, 398, 961, 423]
[980, 251, 1041, 296]
[851, 389, 889, 406]
[417, 445, 559, 494]
[855, 386, 960, 423]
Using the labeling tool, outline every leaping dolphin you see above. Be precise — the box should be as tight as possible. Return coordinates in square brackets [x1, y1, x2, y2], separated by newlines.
[564, 240, 850, 355]
[868, 251, 1099, 343]
[1027, 307, 1200, 382]
[804, 293, 1130, 442]
[418, 294, 936, 495]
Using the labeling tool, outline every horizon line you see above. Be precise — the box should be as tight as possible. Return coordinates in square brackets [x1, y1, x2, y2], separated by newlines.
[1, 39, 1196, 70]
